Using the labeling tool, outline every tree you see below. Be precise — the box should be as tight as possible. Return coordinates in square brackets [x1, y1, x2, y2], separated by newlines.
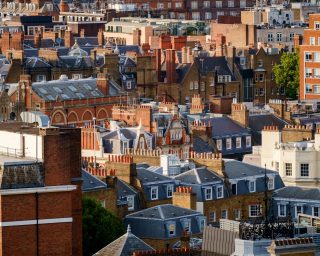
[82, 197, 125, 256]
[272, 51, 300, 99]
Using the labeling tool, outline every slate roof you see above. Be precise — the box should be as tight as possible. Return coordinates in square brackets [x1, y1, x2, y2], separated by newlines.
[174, 167, 222, 184]
[249, 114, 287, 144]
[194, 56, 236, 81]
[191, 137, 214, 153]
[176, 63, 191, 83]
[93, 225, 154, 256]
[58, 56, 93, 68]
[273, 186, 320, 201]
[119, 56, 136, 67]
[74, 37, 98, 47]
[112, 45, 141, 55]
[24, 57, 51, 68]
[224, 159, 276, 179]
[136, 168, 173, 184]
[201, 116, 250, 138]
[126, 204, 200, 220]
[31, 76, 122, 101]
[81, 169, 108, 192]
[117, 179, 138, 198]
[297, 115, 320, 125]
[249, 114, 287, 132]
[24, 39, 56, 48]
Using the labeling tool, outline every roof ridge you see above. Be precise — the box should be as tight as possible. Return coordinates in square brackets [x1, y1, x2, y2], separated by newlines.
[157, 205, 165, 220]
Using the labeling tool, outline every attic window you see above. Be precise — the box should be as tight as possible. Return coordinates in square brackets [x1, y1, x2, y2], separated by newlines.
[91, 91, 100, 97]
[53, 87, 62, 93]
[83, 84, 91, 90]
[39, 88, 48, 94]
[61, 94, 70, 100]
[68, 85, 77, 92]
[47, 95, 55, 101]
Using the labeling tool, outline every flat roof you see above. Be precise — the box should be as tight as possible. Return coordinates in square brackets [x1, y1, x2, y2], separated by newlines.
[0, 154, 38, 165]
[0, 122, 40, 135]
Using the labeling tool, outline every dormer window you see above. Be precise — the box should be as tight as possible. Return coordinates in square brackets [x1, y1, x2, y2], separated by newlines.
[267, 176, 274, 190]
[180, 218, 191, 233]
[249, 180, 256, 193]
[167, 222, 176, 236]
[167, 184, 174, 198]
[216, 186, 223, 199]
[204, 187, 212, 200]
[151, 186, 158, 200]
[139, 139, 144, 149]
[226, 138, 232, 150]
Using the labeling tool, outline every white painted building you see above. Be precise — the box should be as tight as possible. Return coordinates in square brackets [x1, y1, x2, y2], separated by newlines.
[255, 127, 320, 187]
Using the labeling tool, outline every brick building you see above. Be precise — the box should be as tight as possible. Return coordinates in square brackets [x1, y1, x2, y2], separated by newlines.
[125, 0, 254, 20]
[0, 122, 82, 255]
[298, 14, 320, 100]
[10, 73, 127, 126]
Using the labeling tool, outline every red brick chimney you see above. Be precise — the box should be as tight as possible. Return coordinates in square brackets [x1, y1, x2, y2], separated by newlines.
[96, 73, 109, 96]
[97, 29, 104, 47]
[64, 30, 74, 48]
[155, 49, 162, 82]
[59, 0, 69, 12]
[80, 29, 85, 38]
[165, 49, 176, 84]
[19, 74, 32, 111]
[34, 32, 42, 49]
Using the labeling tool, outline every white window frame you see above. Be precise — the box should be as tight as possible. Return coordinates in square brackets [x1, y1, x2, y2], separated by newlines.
[313, 206, 320, 217]
[221, 209, 228, 219]
[249, 180, 256, 193]
[126, 195, 134, 211]
[216, 1, 222, 7]
[267, 176, 274, 190]
[310, 37, 316, 45]
[226, 138, 232, 150]
[234, 209, 241, 220]
[151, 186, 158, 200]
[246, 136, 251, 147]
[236, 137, 241, 149]
[36, 74, 46, 82]
[216, 186, 223, 199]
[204, 187, 212, 200]
[295, 205, 304, 218]
[209, 211, 216, 222]
[167, 184, 174, 198]
[216, 139, 222, 150]
[249, 204, 261, 217]
[278, 204, 286, 217]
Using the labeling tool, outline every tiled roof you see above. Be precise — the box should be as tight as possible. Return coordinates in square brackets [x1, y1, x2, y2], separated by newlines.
[93, 225, 154, 256]
[81, 169, 108, 192]
[74, 37, 98, 47]
[273, 186, 320, 201]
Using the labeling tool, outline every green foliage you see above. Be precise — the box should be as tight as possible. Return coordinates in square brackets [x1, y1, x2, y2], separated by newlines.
[82, 197, 125, 256]
[272, 51, 300, 99]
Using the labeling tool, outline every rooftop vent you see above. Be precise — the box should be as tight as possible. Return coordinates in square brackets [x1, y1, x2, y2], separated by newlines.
[59, 74, 68, 81]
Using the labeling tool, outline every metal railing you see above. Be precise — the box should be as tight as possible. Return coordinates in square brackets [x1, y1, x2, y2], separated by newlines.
[0, 146, 24, 158]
